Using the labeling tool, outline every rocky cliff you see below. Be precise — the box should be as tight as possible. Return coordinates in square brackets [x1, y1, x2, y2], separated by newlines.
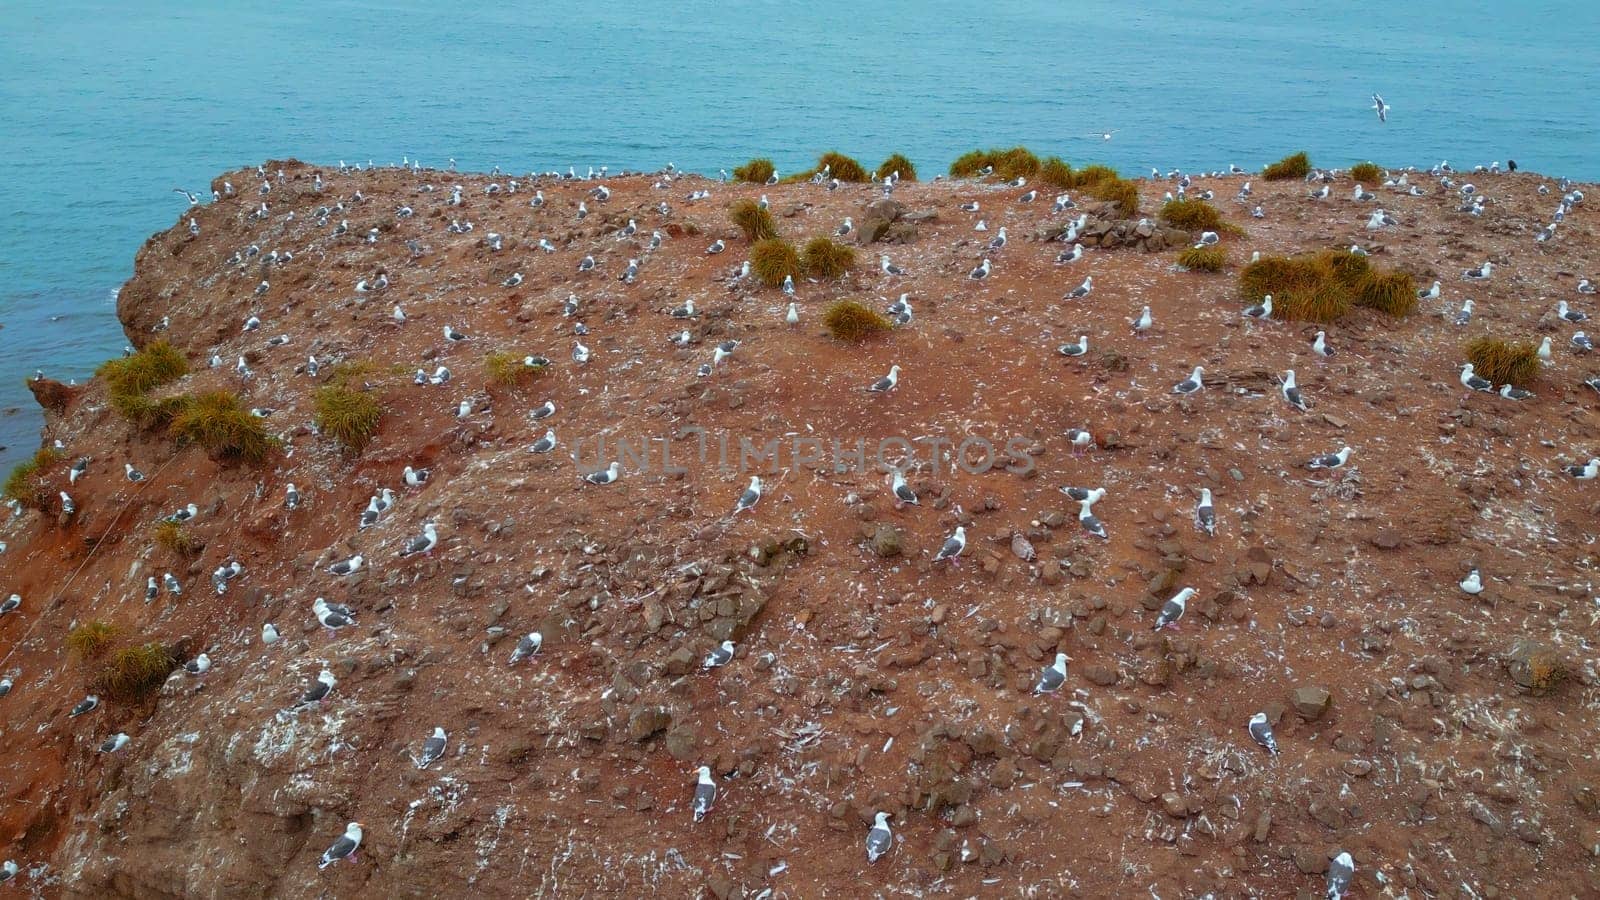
[2, 158, 1599, 898]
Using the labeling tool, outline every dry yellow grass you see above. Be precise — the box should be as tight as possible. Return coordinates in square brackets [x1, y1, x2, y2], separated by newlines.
[823, 300, 893, 341]
[1465, 337, 1539, 386]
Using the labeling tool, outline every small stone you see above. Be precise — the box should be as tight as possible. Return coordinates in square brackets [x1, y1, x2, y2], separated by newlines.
[1292, 685, 1332, 719]
[1161, 792, 1188, 818]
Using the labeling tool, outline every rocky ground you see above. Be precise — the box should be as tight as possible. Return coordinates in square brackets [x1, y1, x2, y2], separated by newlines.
[1, 156, 1599, 899]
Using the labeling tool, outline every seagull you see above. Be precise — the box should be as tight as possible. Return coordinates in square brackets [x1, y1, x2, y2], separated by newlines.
[1500, 383, 1535, 400]
[866, 813, 894, 863]
[1459, 568, 1485, 594]
[185, 653, 211, 675]
[1066, 276, 1093, 299]
[317, 822, 364, 869]
[145, 577, 158, 601]
[1065, 428, 1094, 456]
[733, 476, 762, 514]
[1578, 279, 1596, 295]
[1247, 712, 1279, 755]
[1172, 366, 1205, 395]
[531, 400, 556, 419]
[1574, 332, 1594, 352]
[69, 457, 88, 483]
[706, 239, 725, 255]
[1281, 370, 1309, 411]
[578, 255, 595, 272]
[1326, 852, 1355, 900]
[1195, 488, 1215, 535]
[502, 272, 523, 288]
[670, 299, 696, 318]
[0, 594, 18, 615]
[403, 465, 430, 488]
[262, 623, 279, 645]
[1463, 261, 1493, 281]
[510, 631, 543, 664]
[890, 469, 918, 508]
[1453, 299, 1474, 326]
[960, 201, 979, 212]
[836, 217, 853, 236]
[1306, 446, 1352, 469]
[328, 555, 363, 576]
[313, 597, 357, 631]
[163, 572, 182, 595]
[530, 429, 557, 454]
[59, 491, 75, 514]
[584, 462, 621, 485]
[1312, 331, 1333, 357]
[1056, 244, 1084, 264]
[704, 640, 735, 668]
[1353, 185, 1377, 202]
[1460, 363, 1495, 392]
[782, 274, 795, 295]
[1557, 300, 1587, 323]
[1242, 294, 1273, 319]
[1058, 335, 1089, 357]
[1154, 587, 1194, 630]
[573, 341, 591, 364]
[932, 526, 966, 566]
[398, 522, 438, 557]
[1564, 458, 1599, 480]
[417, 727, 448, 769]
[969, 259, 992, 280]
[880, 255, 905, 276]
[1078, 496, 1107, 539]
[692, 766, 718, 822]
[867, 365, 900, 393]
[1308, 184, 1330, 200]
[1419, 280, 1441, 300]
[1537, 335, 1553, 362]
[100, 733, 130, 753]
[124, 463, 145, 483]
[1366, 209, 1397, 230]
[69, 694, 99, 717]
[786, 303, 799, 325]
[1131, 306, 1153, 335]
[1033, 653, 1069, 694]
[1372, 93, 1389, 122]
[1195, 230, 1220, 246]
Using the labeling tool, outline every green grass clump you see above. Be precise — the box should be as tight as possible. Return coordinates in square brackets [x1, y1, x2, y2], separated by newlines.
[168, 391, 275, 463]
[812, 151, 869, 182]
[152, 520, 202, 556]
[1038, 156, 1075, 190]
[1355, 270, 1417, 316]
[3, 447, 61, 511]
[1466, 337, 1539, 387]
[94, 642, 176, 703]
[823, 300, 893, 341]
[750, 238, 801, 287]
[948, 147, 1040, 181]
[1086, 176, 1140, 216]
[1177, 245, 1227, 272]
[1071, 164, 1121, 187]
[1161, 198, 1225, 232]
[314, 385, 382, 452]
[1349, 161, 1382, 184]
[485, 351, 548, 388]
[98, 341, 187, 421]
[1263, 151, 1312, 180]
[1240, 249, 1412, 324]
[729, 199, 779, 241]
[733, 158, 775, 184]
[67, 622, 119, 659]
[876, 154, 917, 181]
[802, 237, 855, 278]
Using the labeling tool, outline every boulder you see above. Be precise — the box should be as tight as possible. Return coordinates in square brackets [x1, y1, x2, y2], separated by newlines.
[863, 198, 904, 222]
[1292, 685, 1332, 719]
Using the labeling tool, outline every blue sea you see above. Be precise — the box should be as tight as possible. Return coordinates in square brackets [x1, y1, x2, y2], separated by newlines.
[1, 0, 1596, 471]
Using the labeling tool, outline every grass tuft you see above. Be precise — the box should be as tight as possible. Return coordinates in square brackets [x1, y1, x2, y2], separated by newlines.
[485, 351, 548, 388]
[812, 151, 869, 183]
[1086, 176, 1140, 216]
[67, 621, 119, 659]
[1160, 199, 1225, 232]
[802, 237, 855, 278]
[3, 447, 62, 511]
[1355, 270, 1417, 316]
[93, 642, 177, 703]
[98, 342, 188, 422]
[1038, 157, 1074, 190]
[1240, 249, 1411, 324]
[1349, 161, 1382, 184]
[1263, 151, 1312, 180]
[823, 300, 893, 341]
[168, 391, 276, 464]
[314, 385, 382, 452]
[729, 199, 779, 241]
[152, 520, 202, 556]
[949, 147, 1040, 181]
[733, 158, 775, 184]
[750, 238, 801, 287]
[1465, 337, 1539, 387]
[875, 153, 917, 182]
[1177, 245, 1227, 272]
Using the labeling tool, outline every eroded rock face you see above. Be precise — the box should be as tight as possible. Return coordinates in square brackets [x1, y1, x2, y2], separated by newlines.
[1, 161, 1598, 899]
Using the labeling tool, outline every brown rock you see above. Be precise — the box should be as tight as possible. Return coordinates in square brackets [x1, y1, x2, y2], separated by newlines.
[1292, 685, 1332, 719]
[627, 706, 671, 741]
[868, 523, 903, 557]
[863, 198, 904, 222]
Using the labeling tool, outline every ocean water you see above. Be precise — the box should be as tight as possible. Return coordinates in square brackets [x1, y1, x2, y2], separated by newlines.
[1, 0, 1596, 471]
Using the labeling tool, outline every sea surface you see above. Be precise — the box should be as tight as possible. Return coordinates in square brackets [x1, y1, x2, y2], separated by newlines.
[1, 0, 1596, 471]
